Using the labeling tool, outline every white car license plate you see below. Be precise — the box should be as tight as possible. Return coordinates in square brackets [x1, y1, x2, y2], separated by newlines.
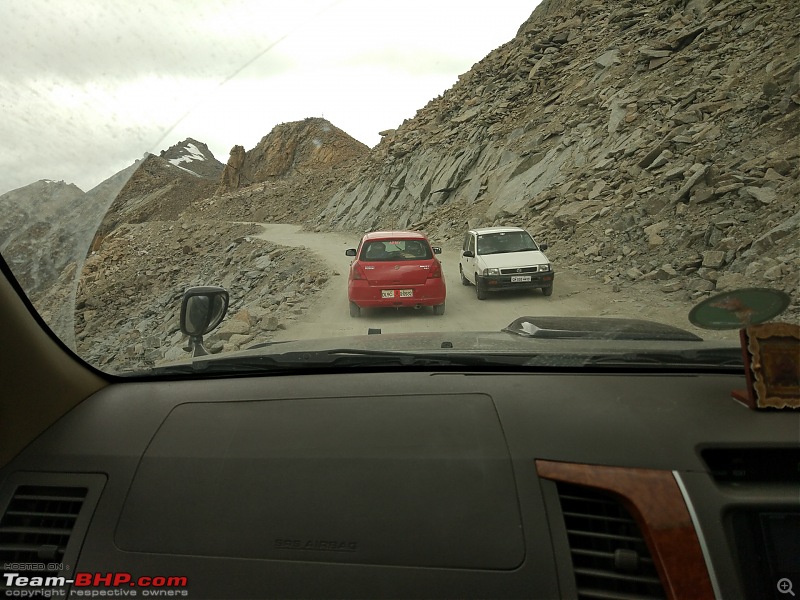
[382, 289, 413, 298]
[511, 275, 531, 282]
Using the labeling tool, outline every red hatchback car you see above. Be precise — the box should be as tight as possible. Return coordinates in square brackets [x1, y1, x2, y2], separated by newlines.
[346, 231, 446, 317]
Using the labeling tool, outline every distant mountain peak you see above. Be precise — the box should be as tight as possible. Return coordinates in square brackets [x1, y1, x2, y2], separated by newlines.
[159, 138, 224, 179]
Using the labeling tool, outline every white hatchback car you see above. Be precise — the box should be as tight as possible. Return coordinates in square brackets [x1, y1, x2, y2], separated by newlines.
[459, 227, 554, 299]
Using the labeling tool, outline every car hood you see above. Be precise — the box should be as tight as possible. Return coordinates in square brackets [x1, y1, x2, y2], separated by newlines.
[151, 316, 742, 373]
[477, 250, 549, 268]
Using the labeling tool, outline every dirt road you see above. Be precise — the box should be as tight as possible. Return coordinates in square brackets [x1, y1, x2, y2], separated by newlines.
[252, 224, 731, 342]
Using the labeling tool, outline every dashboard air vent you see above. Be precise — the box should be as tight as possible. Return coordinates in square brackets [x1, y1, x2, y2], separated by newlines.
[0, 485, 87, 565]
[556, 482, 666, 600]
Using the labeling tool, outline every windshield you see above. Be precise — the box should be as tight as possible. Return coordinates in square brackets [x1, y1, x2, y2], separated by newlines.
[477, 231, 538, 255]
[361, 240, 433, 261]
[1, 1, 797, 376]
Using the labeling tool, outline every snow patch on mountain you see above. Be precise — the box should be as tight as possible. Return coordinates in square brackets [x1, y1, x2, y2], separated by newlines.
[169, 142, 207, 166]
[168, 162, 202, 177]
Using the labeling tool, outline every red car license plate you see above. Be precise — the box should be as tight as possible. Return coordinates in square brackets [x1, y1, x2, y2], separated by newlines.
[382, 289, 413, 298]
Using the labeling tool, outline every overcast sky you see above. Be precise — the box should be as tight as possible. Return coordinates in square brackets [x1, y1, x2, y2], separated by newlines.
[0, 1, 540, 195]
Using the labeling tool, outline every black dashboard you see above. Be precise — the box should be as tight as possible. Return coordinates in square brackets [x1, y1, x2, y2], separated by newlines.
[1, 369, 798, 599]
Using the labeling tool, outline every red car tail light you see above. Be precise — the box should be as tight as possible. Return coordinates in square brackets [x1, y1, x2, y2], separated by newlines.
[428, 260, 442, 279]
[351, 262, 367, 280]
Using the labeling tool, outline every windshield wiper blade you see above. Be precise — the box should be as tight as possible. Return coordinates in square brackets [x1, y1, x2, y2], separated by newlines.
[141, 346, 742, 376]
[579, 349, 743, 368]
[147, 348, 526, 375]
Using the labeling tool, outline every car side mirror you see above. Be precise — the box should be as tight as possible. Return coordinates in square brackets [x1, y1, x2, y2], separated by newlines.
[539, 243, 548, 251]
[180, 286, 229, 357]
[462, 250, 474, 258]
[432, 247, 442, 254]
[345, 248, 357, 257]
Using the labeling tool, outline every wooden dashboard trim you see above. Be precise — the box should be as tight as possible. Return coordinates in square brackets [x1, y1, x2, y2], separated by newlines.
[536, 460, 714, 600]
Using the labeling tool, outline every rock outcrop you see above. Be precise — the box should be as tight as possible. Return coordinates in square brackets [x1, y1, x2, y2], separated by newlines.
[198, 119, 370, 224]
[241, 117, 368, 182]
[219, 145, 247, 192]
[215, 118, 369, 194]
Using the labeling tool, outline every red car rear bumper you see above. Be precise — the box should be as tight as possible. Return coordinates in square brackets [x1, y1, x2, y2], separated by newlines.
[348, 280, 446, 308]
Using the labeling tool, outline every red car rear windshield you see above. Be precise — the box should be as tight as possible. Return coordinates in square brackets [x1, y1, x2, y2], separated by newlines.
[360, 239, 432, 261]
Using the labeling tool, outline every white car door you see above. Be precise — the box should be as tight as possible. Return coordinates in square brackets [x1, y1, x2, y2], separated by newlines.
[460, 232, 477, 284]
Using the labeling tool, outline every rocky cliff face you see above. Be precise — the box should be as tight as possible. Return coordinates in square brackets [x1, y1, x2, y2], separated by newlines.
[311, 0, 799, 306]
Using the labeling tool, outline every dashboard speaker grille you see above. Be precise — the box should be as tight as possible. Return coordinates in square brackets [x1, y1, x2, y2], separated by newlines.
[0, 485, 87, 566]
[556, 482, 666, 600]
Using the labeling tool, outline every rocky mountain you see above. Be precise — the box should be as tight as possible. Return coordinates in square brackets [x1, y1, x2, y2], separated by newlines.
[26, 119, 362, 368]
[304, 0, 798, 306]
[199, 118, 371, 224]
[159, 138, 224, 179]
[91, 152, 220, 249]
[0, 180, 86, 294]
[1, 136, 225, 296]
[241, 117, 368, 184]
[217, 117, 369, 194]
[1, 138, 226, 349]
[0, 166, 153, 347]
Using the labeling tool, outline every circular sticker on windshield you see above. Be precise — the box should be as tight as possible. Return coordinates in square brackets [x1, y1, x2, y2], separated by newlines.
[688, 288, 791, 330]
